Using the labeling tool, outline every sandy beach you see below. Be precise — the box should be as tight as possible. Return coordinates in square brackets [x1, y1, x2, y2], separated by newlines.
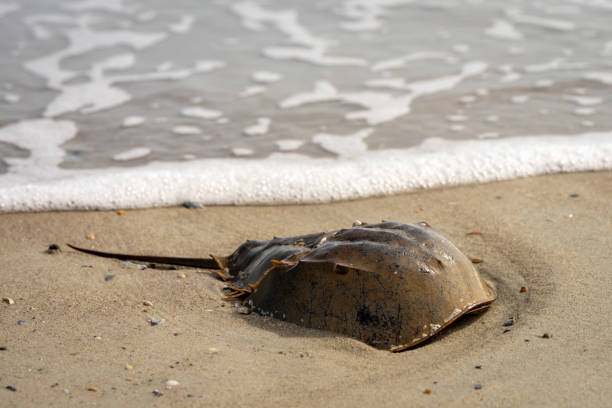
[1, 170, 611, 407]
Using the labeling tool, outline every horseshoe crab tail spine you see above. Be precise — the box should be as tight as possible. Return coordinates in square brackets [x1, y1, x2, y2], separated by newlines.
[66, 244, 221, 269]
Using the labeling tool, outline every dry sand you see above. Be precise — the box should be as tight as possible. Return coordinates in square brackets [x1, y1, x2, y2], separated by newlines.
[1, 171, 611, 407]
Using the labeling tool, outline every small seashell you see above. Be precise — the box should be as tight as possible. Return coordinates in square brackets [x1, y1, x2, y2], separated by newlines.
[164, 380, 179, 388]
[2, 297, 15, 305]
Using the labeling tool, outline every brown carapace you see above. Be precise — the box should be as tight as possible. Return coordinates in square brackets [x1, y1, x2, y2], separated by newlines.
[68, 221, 496, 351]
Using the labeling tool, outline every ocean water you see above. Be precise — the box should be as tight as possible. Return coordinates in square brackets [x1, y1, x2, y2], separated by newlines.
[0, 0, 611, 211]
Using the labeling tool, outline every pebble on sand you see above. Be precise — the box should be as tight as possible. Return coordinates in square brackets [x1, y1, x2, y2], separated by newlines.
[237, 305, 251, 314]
[143, 300, 153, 306]
[542, 333, 552, 339]
[474, 384, 483, 390]
[17, 320, 26, 325]
[125, 364, 133, 371]
[87, 387, 99, 392]
[423, 388, 431, 394]
[165, 380, 180, 388]
[120, 261, 147, 270]
[2, 297, 15, 305]
[182, 201, 203, 209]
[6, 385, 17, 392]
[104, 274, 115, 281]
[520, 285, 528, 293]
[46, 244, 60, 254]
[150, 317, 165, 326]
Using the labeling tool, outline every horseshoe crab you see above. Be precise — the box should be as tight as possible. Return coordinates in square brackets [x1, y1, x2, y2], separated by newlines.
[68, 221, 496, 351]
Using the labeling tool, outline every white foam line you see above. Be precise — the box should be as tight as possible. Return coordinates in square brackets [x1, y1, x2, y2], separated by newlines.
[574, 107, 595, 116]
[251, 71, 282, 83]
[25, 24, 166, 88]
[62, 0, 131, 13]
[282, 61, 487, 125]
[1, 121, 610, 211]
[371, 51, 456, 72]
[280, 81, 339, 108]
[524, 58, 589, 73]
[156, 61, 174, 72]
[0, 119, 77, 181]
[113, 147, 151, 161]
[243, 118, 271, 136]
[505, 8, 576, 31]
[240, 85, 267, 98]
[312, 128, 373, 158]
[275, 139, 304, 151]
[3, 93, 20, 103]
[24, 14, 225, 117]
[500, 72, 521, 83]
[169, 15, 195, 33]
[232, 1, 366, 66]
[122, 116, 145, 127]
[232, 147, 254, 157]
[181, 107, 223, 120]
[484, 19, 523, 40]
[195, 60, 226, 72]
[511, 95, 529, 104]
[584, 72, 612, 85]
[339, 0, 417, 32]
[562, 95, 603, 106]
[172, 125, 202, 135]
[43, 57, 223, 117]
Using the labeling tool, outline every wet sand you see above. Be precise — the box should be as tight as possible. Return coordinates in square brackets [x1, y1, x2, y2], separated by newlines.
[1, 171, 611, 407]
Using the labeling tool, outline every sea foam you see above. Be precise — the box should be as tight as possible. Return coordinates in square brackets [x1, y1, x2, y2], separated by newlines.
[0, 118, 610, 212]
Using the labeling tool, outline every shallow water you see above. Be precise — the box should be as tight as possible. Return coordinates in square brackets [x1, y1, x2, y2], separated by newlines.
[0, 0, 611, 211]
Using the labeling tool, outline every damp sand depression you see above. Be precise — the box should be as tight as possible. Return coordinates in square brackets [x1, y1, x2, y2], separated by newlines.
[1, 0, 612, 211]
